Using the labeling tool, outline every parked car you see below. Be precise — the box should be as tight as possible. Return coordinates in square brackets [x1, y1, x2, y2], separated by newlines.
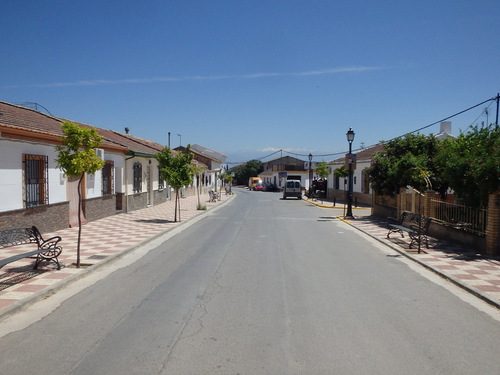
[283, 180, 302, 199]
[255, 183, 264, 191]
[263, 183, 278, 192]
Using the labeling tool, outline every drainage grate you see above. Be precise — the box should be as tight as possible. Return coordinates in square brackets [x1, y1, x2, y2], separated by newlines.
[0, 270, 48, 291]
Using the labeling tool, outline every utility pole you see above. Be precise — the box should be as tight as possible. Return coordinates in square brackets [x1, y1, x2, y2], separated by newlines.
[496, 93, 499, 128]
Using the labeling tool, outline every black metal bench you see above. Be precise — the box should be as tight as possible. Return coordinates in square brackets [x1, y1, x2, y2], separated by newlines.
[208, 190, 220, 202]
[0, 226, 62, 270]
[387, 212, 432, 249]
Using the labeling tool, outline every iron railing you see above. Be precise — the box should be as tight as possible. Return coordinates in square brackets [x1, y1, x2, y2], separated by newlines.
[430, 199, 487, 236]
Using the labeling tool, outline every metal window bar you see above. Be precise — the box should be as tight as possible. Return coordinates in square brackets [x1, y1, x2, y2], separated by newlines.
[430, 199, 487, 236]
[23, 154, 48, 208]
[133, 162, 142, 193]
[102, 161, 114, 195]
[158, 166, 164, 190]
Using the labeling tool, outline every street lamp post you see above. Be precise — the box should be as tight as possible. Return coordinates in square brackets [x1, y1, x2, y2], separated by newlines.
[345, 127, 355, 219]
[308, 153, 313, 198]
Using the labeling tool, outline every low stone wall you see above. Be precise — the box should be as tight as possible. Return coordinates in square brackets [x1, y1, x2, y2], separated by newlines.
[429, 221, 486, 251]
[126, 192, 148, 212]
[0, 201, 69, 233]
[84, 195, 116, 222]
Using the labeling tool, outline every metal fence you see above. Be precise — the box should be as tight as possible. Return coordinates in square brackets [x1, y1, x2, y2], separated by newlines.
[430, 199, 488, 236]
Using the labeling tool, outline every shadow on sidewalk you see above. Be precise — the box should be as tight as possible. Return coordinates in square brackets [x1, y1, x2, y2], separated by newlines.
[354, 215, 499, 262]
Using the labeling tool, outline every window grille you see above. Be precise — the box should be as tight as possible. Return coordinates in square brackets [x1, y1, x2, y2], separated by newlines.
[102, 161, 114, 195]
[158, 166, 164, 190]
[23, 154, 48, 208]
[133, 162, 142, 193]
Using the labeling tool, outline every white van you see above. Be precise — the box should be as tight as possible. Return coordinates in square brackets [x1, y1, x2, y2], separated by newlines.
[283, 180, 302, 199]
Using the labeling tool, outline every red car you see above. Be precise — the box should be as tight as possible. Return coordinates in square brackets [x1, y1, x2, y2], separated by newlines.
[255, 183, 264, 191]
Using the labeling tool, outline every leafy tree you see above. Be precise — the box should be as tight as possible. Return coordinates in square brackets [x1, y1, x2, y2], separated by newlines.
[56, 121, 104, 268]
[190, 161, 206, 209]
[231, 160, 263, 185]
[316, 161, 329, 179]
[221, 170, 233, 184]
[157, 145, 194, 222]
[436, 124, 500, 207]
[368, 135, 446, 197]
[334, 165, 349, 179]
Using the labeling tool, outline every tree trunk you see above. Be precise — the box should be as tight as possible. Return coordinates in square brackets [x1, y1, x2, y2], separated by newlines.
[178, 189, 182, 222]
[174, 189, 179, 222]
[197, 175, 201, 207]
[76, 174, 84, 268]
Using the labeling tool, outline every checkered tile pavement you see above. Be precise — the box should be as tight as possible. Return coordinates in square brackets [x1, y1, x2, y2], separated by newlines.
[0, 192, 229, 315]
[351, 215, 500, 307]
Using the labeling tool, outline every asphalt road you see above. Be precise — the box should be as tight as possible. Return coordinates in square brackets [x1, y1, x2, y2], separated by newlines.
[0, 189, 500, 374]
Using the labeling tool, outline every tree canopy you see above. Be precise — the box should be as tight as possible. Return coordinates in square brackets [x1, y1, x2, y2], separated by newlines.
[157, 145, 194, 221]
[368, 134, 446, 197]
[231, 160, 263, 185]
[56, 121, 104, 267]
[315, 161, 329, 180]
[436, 124, 500, 206]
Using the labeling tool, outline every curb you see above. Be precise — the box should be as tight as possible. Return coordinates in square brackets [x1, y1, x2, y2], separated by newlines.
[343, 216, 500, 310]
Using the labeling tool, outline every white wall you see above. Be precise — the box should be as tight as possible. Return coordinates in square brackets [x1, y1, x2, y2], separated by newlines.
[85, 151, 125, 198]
[0, 138, 67, 211]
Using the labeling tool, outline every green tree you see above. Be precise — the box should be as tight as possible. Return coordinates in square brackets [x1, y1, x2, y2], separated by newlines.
[334, 165, 349, 179]
[316, 161, 329, 179]
[368, 135, 446, 197]
[436, 124, 500, 207]
[190, 161, 206, 209]
[231, 160, 263, 185]
[157, 145, 194, 222]
[56, 121, 105, 268]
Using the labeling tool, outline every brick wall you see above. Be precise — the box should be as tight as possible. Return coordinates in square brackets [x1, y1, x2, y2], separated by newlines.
[126, 192, 148, 212]
[0, 201, 69, 233]
[486, 192, 500, 255]
[84, 195, 116, 222]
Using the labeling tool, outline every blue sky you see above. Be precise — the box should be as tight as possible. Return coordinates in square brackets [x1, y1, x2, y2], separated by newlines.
[1, 0, 499, 164]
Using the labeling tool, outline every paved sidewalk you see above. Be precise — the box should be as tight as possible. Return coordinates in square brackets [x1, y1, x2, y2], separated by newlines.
[306, 197, 500, 309]
[0, 192, 234, 318]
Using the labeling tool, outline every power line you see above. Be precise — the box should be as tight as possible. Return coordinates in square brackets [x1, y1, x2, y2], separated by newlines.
[227, 94, 499, 164]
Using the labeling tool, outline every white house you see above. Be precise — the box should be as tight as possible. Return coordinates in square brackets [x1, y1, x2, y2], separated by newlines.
[0, 101, 170, 232]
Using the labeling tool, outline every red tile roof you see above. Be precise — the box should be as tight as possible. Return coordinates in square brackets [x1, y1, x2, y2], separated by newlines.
[0, 101, 165, 155]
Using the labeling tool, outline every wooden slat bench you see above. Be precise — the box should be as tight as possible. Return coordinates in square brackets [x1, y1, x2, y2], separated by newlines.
[0, 226, 62, 270]
[387, 212, 432, 249]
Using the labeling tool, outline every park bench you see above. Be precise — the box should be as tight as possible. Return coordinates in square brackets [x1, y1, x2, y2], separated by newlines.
[387, 211, 432, 249]
[208, 190, 220, 202]
[0, 226, 62, 270]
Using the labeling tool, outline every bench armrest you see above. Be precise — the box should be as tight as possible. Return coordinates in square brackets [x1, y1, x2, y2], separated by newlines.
[39, 235, 62, 250]
[387, 216, 401, 225]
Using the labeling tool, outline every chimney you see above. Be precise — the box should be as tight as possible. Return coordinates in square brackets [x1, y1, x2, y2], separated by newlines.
[125, 127, 130, 134]
[440, 121, 451, 135]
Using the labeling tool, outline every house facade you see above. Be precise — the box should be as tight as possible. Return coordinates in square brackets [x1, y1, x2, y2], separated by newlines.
[327, 144, 385, 206]
[259, 155, 310, 190]
[176, 144, 227, 193]
[0, 102, 172, 232]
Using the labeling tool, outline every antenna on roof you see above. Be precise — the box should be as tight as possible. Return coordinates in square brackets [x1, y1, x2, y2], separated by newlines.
[15, 102, 54, 115]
